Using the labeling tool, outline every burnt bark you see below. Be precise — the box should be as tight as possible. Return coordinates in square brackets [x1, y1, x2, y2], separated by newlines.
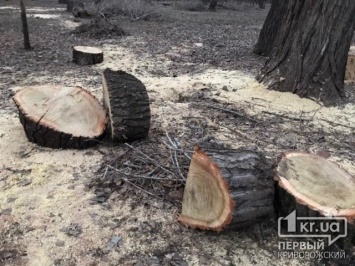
[20, 0, 31, 50]
[257, 0, 355, 106]
[253, 0, 284, 56]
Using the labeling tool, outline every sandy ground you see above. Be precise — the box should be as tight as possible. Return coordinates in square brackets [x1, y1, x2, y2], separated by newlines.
[1, 2, 355, 266]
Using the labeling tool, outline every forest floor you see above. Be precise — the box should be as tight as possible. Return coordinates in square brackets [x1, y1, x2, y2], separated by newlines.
[1, 0, 355, 265]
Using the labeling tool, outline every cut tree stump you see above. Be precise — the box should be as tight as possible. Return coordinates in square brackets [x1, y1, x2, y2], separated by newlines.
[345, 46, 355, 81]
[102, 69, 151, 142]
[73, 46, 103, 65]
[275, 152, 355, 249]
[13, 85, 107, 149]
[179, 146, 274, 231]
[275, 152, 355, 221]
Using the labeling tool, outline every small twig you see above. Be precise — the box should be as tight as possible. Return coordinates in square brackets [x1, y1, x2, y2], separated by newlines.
[107, 165, 184, 181]
[124, 143, 177, 177]
[192, 102, 258, 123]
[262, 110, 311, 122]
[123, 178, 161, 199]
[165, 131, 186, 180]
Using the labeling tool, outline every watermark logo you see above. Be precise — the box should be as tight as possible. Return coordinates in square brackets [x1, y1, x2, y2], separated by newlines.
[278, 210, 347, 246]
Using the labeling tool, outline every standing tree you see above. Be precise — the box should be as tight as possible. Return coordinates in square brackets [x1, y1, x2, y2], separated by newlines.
[253, 0, 284, 56]
[20, 0, 31, 49]
[257, 0, 355, 106]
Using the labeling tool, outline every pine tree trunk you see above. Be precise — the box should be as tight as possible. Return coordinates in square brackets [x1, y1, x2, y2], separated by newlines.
[253, 0, 284, 56]
[20, 0, 31, 50]
[257, 0, 355, 106]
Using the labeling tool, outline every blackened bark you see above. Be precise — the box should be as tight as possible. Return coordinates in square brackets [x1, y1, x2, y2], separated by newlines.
[253, 0, 285, 56]
[257, 0, 355, 106]
[20, 0, 31, 50]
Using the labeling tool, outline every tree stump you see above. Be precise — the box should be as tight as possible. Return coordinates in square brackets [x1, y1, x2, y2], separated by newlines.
[275, 152, 355, 221]
[275, 152, 355, 249]
[179, 146, 274, 231]
[13, 85, 107, 149]
[345, 46, 355, 81]
[101, 69, 151, 142]
[73, 46, 103, 65]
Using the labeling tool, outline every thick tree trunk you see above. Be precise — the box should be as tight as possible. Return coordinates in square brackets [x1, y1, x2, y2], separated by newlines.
[257, 0, 355, 106]
[179, 146, 274, 231]
[253, 0, 284, 56]
[20, 0, 31, 50]
[102, 69, 151, 142]
[13, 86, 107, 149]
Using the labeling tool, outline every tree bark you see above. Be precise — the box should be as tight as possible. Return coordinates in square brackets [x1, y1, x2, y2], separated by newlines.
[253, 0, 284, 56]
[13, 86, 107, 149]
[20, 0, 31, 50]
[257, 0, 355, 106]
[102, 69, 151, 142]
[179, 146, 274, 231]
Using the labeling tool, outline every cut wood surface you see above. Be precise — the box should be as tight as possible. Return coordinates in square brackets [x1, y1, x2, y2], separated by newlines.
[13, 85, 107, 149]
[102, 69, 151, 142]
[275, 152, 355, 222]
[345, 46, 355, 81]
[73, 46, 103, 65]
[179, 146, 274, 231]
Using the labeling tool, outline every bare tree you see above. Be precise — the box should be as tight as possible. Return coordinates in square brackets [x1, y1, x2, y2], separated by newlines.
[257, 0, 355, 106]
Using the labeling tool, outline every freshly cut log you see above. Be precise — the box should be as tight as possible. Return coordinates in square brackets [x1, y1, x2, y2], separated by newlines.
[179, 146, 274, 231]
[13, 85, 107, 149]
[275, 152, 355, 250]
[345, 46, 355, 81]
[275, 152, 355, 221]
[73, 46, 103, 66]
[102, 69, 151, 142]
